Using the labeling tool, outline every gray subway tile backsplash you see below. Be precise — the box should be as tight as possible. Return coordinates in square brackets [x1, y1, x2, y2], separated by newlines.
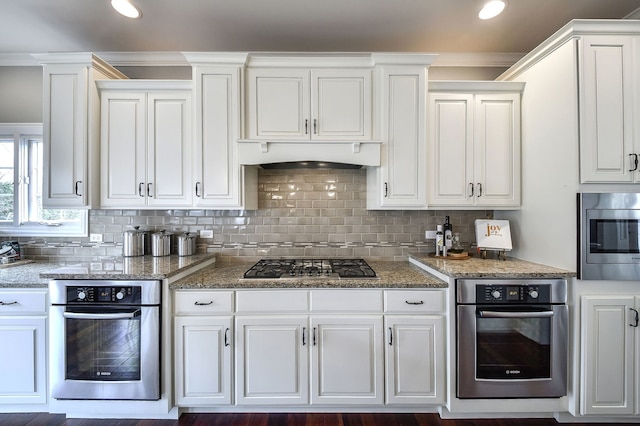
[4, 168, 491, 262]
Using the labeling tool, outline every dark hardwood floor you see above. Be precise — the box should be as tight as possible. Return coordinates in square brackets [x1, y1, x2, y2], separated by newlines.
[0, 412, 630, 426]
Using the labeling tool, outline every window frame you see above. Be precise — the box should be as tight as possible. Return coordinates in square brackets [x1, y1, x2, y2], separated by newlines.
[0, 123, 88, 237]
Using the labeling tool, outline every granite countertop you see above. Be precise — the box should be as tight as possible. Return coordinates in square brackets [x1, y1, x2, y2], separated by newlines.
[408, 253, 577, 279]
[0, 261, 59, 287]
[0, 254, 216, 288]
[170, 260, 448, 289]
[39, 254, 216, 281]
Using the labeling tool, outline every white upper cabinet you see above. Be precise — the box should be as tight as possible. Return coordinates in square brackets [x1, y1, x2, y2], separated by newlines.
[185, 55, 258, 210]
[98, 81, 193, 209]
[367, 65, 427, 209]
[246, 68, 372, 141]
[428, 82, 522, 208]
[579, 35, 638, 183]
[35, 53, 126, 208]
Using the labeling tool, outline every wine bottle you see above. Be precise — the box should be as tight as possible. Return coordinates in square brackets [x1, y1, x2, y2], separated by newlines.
[443, 216, 453, 250]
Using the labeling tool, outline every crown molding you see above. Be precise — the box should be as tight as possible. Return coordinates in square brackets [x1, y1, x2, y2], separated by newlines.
[0, 51, 535, 69]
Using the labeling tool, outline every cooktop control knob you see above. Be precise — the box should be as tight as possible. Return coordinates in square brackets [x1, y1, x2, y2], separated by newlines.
[528, 288, 539, 299]
[491, 289, 501, 299]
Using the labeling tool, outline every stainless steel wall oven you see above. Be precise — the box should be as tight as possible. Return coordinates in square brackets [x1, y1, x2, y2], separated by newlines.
[579, 192, 640, 280]
[50, 280, 161, 400]
[456, 278, 567, 399]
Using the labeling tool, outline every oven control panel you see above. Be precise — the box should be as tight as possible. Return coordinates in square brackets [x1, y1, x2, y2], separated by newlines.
[66, 286, 142, 304]
[477, 284, 551, 304]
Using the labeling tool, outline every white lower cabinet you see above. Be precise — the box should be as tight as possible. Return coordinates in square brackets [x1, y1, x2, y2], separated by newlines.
[384, 315, 444, 405]
[384, 290, 446, 405]
[311, 315, 384, 405]
[235, 316, 309, 405]
[174, 288, 445, 409]
[174, 291, 233, 406]
[580, 295, 636, 416]
[0, 289, 47, 407]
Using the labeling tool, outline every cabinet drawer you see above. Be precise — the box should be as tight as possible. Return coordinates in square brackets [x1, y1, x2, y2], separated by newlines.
[384, 290, 445, 313]
[174, 291, 234, 315]
[236, 290, 309, 313]
[0, 290, 47, 314]
[311, 290, 383, 312]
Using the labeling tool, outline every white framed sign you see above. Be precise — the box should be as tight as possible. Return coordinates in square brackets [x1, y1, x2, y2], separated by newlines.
[475, 219, 512, 251]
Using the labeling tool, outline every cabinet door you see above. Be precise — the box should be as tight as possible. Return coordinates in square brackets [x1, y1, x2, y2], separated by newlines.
[0, 316, 47, 404]
[100, 92, 147, 208]
[580, 35, 635, 183]
[146, 92, 192, 207]
[42, 65, 89, 208]
[428, 93, 474, 206]
[235, 316, 309, 405]
[384, 315, 444, 405]
[311, 315, 384, 405]
[247, 69, 310, 140]
[581, 295, 634, 415]
[193, 68, 245, 208]
[312, 69, 372, 140]
[473, 93, 520, 207]
[378, 67, 427, 208]
[174, 316, 232, 406]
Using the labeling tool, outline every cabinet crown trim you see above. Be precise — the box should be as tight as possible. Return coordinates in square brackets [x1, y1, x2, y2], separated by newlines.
[429, 80, 525, 92]
[499, 19, 640, 81]
[95, 79, 193, 91]
[33, 52, 128, 80]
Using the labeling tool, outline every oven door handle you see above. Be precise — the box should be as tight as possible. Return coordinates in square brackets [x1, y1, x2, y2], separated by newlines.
[478, 310, 554, 318]
[63, 310, 141, 320]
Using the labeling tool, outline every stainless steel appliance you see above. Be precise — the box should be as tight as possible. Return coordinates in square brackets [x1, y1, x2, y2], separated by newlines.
[50, 280, 161, 400]
[456, 278, 568, 399]
[579, 192, 640, 280]
[242, 258, 377, 279]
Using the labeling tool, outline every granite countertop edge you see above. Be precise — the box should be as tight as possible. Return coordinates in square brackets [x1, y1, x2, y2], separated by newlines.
[169, 260, 448, 290]
[1, 251, 578, 289]
[407, 253, 577, 279]
[0, 254, 216, 288]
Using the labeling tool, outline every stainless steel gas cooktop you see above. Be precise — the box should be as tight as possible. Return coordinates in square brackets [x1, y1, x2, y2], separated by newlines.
[243, 258, 377, 280]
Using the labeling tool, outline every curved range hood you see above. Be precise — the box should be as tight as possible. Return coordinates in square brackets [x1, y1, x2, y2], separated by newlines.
[259, 161, 362, 170]
[237, 139, 382, 168]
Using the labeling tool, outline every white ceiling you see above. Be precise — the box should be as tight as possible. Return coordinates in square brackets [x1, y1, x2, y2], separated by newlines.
[1, 0, 640, 66]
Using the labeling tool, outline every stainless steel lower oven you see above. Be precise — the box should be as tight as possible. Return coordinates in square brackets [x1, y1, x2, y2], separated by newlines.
[456, 278, 568, 399]
[50, 280, 161, 400]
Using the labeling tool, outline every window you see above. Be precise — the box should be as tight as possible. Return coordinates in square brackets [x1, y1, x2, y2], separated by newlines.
[0, 124, 87, 236]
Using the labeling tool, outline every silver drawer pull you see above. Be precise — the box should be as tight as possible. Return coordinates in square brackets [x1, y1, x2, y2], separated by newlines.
[0, 301, 18, 306]
[405, 300, 424, 305]
[194, 301, 214, 306]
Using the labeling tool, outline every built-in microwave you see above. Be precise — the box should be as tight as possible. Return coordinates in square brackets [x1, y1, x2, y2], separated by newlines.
[579, 192, 640, 280]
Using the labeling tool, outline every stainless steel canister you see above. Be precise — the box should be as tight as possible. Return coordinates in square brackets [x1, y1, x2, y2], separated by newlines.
[123, 227, 144, 257]
[177, 232, 197, 256]
[151, 230, 173, 256]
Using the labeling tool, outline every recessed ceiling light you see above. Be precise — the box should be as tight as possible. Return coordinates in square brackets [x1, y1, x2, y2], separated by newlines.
[111, 0, 142, 19]
[479, 0, 506, 20]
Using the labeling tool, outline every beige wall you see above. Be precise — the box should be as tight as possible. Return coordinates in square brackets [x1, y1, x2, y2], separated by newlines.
[0, 64, 502, 125]
[0, 67, 42, 122]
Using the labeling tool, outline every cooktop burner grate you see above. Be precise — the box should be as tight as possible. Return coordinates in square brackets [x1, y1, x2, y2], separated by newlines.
[243, 258, 377, 279]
